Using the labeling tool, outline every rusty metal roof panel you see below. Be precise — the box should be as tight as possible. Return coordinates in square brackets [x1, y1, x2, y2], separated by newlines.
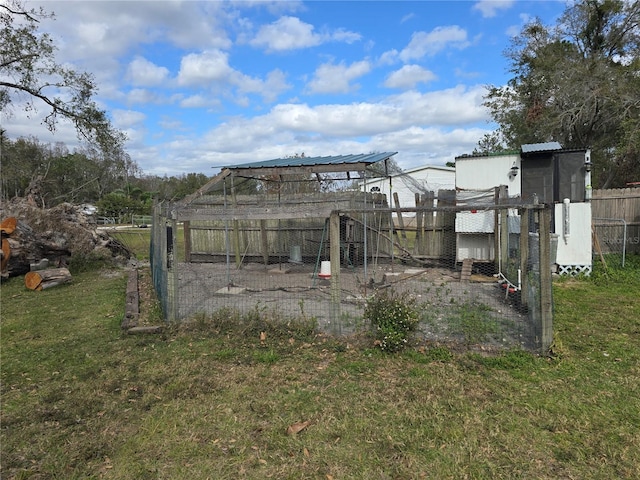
[225, 152, 397, 170]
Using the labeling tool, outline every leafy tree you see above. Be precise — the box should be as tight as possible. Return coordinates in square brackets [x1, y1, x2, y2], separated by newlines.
[0, 135, 140, 206]
[45, 152, 102, 204]
[1, 1, 125, 152]
[1, 0, 132, 203]
[473, 131, 509, 155]
[483, 0, 640, 188]
[96, 191, 149, 222]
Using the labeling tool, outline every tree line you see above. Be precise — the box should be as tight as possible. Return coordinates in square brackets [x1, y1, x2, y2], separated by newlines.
[480, 0, 639, 188]
[0, 134, 212, 218]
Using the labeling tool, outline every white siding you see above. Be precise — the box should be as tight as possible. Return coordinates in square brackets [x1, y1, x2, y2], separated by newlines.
[554, 202, 592, 266]
[455, 154, 521, 196]
[361, 165, 455, 214]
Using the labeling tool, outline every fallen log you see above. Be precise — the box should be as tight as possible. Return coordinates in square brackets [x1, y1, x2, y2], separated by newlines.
[1, 238, 9, 276]
[1, 217, 17, 235]
[1, 217, 16, 278]
[24, 267, 72, 291]
[126, 326, 164, 335]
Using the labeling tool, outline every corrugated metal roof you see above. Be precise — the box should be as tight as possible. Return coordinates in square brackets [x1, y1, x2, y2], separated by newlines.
[224, 152, 397, 170]
[521, 142, 562, 154]
[455, 150, 519, 160]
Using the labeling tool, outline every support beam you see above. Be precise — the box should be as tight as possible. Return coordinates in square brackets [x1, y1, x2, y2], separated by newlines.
[178, 168, 231, 206]
[393, 192, 407, 248]
[260, 219, 269, 266]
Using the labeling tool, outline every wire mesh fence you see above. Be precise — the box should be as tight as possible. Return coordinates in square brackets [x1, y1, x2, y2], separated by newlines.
[151, 192, 554, 353]
[593, 218, 628, 268]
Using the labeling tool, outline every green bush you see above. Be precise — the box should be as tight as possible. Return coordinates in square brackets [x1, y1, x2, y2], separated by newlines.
[365, 289, 419, 353]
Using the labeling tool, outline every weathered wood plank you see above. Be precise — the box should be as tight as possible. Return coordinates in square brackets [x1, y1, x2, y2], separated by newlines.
[122, 269, 139, 330]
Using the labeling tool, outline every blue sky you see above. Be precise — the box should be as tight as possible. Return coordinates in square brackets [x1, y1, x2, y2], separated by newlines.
[5, 1, 567, 177]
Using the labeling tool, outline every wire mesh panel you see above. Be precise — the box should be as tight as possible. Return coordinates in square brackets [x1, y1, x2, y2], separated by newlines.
[151, 192, 554, 353]
[593, 218, 628, 268]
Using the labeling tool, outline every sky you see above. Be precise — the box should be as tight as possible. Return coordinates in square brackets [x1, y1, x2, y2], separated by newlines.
[3, 0, 568, 177]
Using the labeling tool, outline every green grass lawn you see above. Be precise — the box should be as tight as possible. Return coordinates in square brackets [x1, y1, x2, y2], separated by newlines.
[2, 256, 639, 479]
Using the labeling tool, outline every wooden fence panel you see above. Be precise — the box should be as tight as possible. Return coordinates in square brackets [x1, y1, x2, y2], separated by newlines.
[592, 188, 640, 255]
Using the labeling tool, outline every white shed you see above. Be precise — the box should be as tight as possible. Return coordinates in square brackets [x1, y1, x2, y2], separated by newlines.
[455, 144, 593, 275]
[455, 151, 521, 262]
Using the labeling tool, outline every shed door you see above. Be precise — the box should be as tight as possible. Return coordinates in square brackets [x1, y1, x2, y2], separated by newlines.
[521, 156, 553, 203]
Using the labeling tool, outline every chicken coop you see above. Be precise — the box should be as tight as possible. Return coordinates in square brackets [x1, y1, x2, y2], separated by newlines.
[150, 153, 555, 352]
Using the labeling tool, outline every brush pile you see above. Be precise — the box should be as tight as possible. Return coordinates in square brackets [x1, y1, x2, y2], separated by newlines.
[1, 199, 131, 281]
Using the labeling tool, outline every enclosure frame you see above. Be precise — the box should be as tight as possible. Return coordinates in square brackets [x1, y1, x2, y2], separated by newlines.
[151, 154, 555, 353]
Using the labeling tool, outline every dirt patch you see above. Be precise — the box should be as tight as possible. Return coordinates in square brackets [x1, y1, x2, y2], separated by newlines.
[168, 260, 537, 350]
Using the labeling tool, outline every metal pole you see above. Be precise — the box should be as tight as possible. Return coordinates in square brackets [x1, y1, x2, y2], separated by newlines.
[363, 172, 368, 286]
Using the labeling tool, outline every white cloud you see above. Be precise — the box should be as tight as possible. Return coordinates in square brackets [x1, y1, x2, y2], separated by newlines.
[250, 16, 360, 52]
[384, 65, 437, 89]
[401, 13, 416, 24]
[306, 60, 372, 94]
[180, 95, 222, 109]
[175, 51, 289, 103]
[185, 87, 493, 174]
[126, 89, 162, 106]
[251, 16, 322, 51]
[112, 109, 146, 129]
[399, 26, 470, 62]
[330, 28, 362, 44]
[203, 84, 489, 151]
[378, 49, 400, 66]
[177, 50, 235, 87]
[126, 57, 170, 87]
[473, 0, 515, 19]
[236, 69, 292, 103]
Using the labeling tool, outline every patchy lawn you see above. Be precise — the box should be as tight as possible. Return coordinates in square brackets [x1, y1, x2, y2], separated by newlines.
[2, 257, 639, 479]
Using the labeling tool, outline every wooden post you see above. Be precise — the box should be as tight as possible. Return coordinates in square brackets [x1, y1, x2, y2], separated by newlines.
[230, 176, 242, 267]
[183, 221, 191, 262]
[329, 211, 341, 330]
[494, 187, 500, 268]
[496, 185, 509, 271]
[539, 207, 553, 352]
[414, 193, 423, 255]
[260, 219, 269, 266]
[393, 192, 407, 249]
[165, 218, 180, 322]
[500, 201, 509, 273]
[426, 191, 437, 257]
[519, 208, 529, 308]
